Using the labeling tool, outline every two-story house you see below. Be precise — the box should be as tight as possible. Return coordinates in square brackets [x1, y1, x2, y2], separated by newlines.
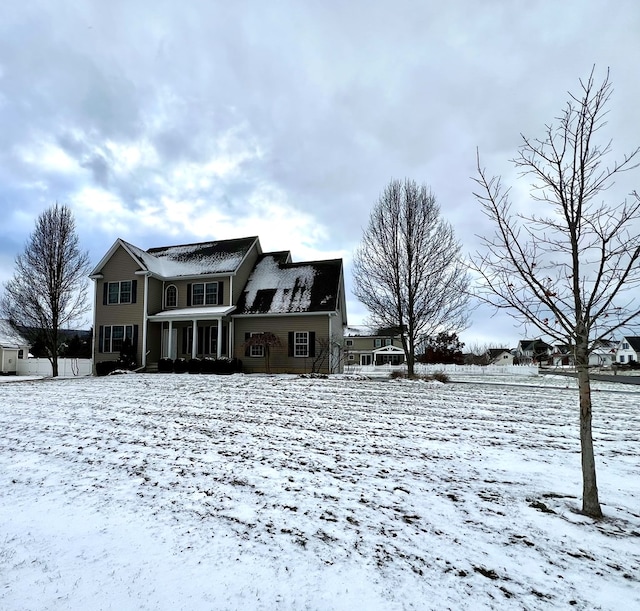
[344, 327, 406, 366]
[515, 339, 554, 365]
[89, 236, 347, 374]
[615, 337, 640, 365]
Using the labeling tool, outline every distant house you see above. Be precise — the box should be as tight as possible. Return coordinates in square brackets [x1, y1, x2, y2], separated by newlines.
[0, 320, 30, 375]
[515, 339, 553, 364]
[551, 339, 617, 368]
[486, 348, 514, 366]
[344, 327, 406, 366]
[615, 337, 640, 365]
[89, 237, 347, 374]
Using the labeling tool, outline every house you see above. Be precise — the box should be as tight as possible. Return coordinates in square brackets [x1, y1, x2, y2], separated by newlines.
[515, 339, 554, 364]
[486, 348, 514, 366]
[344, 327, 406, 366]
[89, 237, 347, 374]
[551, 339, 617, 368]
[0, 320, 30, 375]
[615, 337, 640, 365]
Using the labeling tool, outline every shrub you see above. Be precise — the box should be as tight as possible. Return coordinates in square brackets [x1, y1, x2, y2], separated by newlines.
[200, 358, 216, 374]
[96, 360, 121, 376]
[188, 358, 202, 374]
[158, 358, 174, 373]
[431, 371, 450, 383]
[173, 358, 188, 373]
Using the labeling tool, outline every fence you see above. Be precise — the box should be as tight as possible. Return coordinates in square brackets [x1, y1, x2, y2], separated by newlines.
[16, 358, 93, 377]
[344, 363, 539, 377]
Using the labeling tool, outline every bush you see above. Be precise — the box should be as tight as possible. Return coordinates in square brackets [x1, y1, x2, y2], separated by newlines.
[431, 371, 450, 383]
[96, 360, 121, 376]
[173, 358, 188, 373]
[188, 358, 202, 374]
[200, 358, 216, 374]
[158, 358, 174, 373]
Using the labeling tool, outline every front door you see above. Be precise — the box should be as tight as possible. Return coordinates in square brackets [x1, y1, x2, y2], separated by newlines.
[360, 354, 372, 366]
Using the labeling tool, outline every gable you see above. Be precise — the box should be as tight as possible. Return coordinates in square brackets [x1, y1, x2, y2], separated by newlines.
[0, 320, 30, 348]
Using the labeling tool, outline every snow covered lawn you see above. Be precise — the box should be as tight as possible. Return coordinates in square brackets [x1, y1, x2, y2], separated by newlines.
[1, 374, 638, 610]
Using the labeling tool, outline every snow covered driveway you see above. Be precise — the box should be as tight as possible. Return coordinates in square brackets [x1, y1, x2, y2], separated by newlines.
[1, 374, 638, 610]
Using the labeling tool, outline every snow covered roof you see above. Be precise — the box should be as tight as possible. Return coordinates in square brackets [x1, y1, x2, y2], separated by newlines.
[148, 306, 235, 321]
[92, 237, 259, 279]
[0, 320, 29, 349]
[234, 253, 343, 315]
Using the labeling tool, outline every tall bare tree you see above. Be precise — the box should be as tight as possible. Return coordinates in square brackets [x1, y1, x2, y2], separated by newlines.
[353, 179, 470, 377]
[1, 203, 91, 377]
[471, 69, 640, 518]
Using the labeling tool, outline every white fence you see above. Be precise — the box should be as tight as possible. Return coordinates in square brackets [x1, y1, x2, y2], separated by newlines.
[345, 363, 539, 377]
[16, 358, 93, 377]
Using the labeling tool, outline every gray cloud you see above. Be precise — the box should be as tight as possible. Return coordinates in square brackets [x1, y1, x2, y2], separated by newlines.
[1, 0, 639, 345]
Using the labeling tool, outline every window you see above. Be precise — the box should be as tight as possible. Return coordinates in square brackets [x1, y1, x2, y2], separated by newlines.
[346, 339, 353, 347]
[623, 342, 629, 350]
[385, 338, 392, 346]
[191, 282, 220, 306]
[102, 325, 133, 352]
[294, 332, 309, 357]
[18, 349, 24, 359]
[620, 355, 626, 363]
[348, 354, 355, 361]
[250, 332, 265, 358]
[166, 285, 177, 308]
[374, 338, 382, 348]
[106, 280, 134, 304]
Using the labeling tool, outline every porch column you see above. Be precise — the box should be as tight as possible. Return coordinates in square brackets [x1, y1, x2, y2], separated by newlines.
[217, 318, 222, 358]
[167, 320, 173, 359]
[192, 319, 198, 359]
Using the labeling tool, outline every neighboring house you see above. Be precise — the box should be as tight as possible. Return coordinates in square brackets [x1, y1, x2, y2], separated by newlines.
[515, 339, 554, 364]
[486, 348, 514, 366]
[0, 320, 30, 375]
[615, 337, 640, 365]
[89, 237, 347, 374]
[551, 339, 617, 367]
[344, 327, 406, 366]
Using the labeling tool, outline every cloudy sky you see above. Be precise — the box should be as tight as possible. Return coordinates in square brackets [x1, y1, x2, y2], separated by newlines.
[1, 0, 639, 347]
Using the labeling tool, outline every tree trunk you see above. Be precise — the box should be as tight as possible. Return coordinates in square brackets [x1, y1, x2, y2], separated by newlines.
[575, 343, 602, 518]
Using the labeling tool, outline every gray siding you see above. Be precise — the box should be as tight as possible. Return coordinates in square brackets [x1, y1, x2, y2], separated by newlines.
[94, 245, 145, 368]
[233, 315, 332, 374]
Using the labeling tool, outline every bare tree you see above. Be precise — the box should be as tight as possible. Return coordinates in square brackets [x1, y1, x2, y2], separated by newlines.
[243, 332, 282, 373]
[471, 69, 640, 518]
[353, 179, 470, 377]
[1, 204, 91, 377]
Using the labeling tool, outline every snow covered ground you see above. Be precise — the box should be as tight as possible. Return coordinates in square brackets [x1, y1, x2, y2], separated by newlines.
[1, 373, 638, 610]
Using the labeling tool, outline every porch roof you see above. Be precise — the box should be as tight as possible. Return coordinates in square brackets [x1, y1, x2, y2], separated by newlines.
[372, 345, 405, 355]
[148, 306, 235, 322]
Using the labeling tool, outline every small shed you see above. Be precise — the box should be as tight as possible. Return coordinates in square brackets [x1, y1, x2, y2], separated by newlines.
[0, 320, 30, 375]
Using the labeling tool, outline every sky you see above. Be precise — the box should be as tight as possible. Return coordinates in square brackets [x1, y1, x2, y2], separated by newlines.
[1, 0, 639, 348]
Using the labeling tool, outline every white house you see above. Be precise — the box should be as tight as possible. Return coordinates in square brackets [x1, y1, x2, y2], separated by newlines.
[616, 337, 640, 365]
[0, 320, 30, 375]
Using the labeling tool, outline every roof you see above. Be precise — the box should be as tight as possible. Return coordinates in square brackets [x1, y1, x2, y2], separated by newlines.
[234, 253, 343, 315]
[487, 348, 511, 358]
[91, 236, 259, 278]
[622, 337, 640, 352]
[0, 320, 29, 349]
[148, 306, 235, 321]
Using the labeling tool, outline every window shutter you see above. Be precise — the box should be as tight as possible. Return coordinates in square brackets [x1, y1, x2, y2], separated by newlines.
[218, 281, 224, 305]
[98, 326, 104, 352]
[309, 332, 316, 357]
[288, 332, 294, 357]
[131, 280, 137, 304]
[132, 325, 139, 351]
[103, 284, 108, 305]
[187, 284, 192, 306]
[245, 332, 251, 357]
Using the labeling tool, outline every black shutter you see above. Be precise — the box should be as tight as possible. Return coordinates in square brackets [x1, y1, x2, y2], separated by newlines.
[309, 332, 316, 357]
[103, 284, 108, 305]
[288, 332, 294, 357]
[244, 332, 251, 357]
[98, 326, 104, 352]
[187, 284, 192, 306]
[218, 281, 224, 305]
[132, 325, 139, 352]
[131, 280, 137, 304]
